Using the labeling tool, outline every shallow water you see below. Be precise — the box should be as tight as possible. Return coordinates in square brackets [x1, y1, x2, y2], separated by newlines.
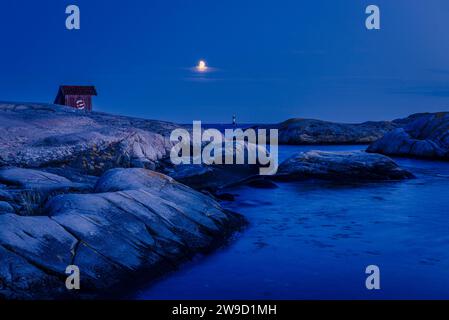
[136, 145, 449, 299]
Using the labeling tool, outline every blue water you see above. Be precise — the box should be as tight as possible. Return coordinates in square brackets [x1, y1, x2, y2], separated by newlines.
[136, 145, 449, 300]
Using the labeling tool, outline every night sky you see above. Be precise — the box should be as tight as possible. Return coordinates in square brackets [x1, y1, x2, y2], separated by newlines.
[1, 0, 449, 123]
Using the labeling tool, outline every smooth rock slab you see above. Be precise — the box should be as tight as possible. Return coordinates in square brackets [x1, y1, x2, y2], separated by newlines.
[275, 151, 414, 181]
[0, 168, 245, 299]
[0, 167, 88, 191]
[0, 245, 64, 300]
[94, 168, 236, 232]
[0, 214, 76, 274]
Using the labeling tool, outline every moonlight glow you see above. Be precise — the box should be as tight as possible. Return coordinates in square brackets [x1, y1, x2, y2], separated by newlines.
[196, 60, 208, 72]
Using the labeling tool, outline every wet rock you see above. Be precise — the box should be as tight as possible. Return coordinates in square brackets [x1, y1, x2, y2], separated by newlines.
[165, 164, 259, 191]
[244, 178, 279, 189]
[367, 112, 449, 160]
[226, 175, 279, 189]
[162, 138, 270, 191]
[215, 193, 236, 201]
[275, 151, 414, 181]
[168, 164, 215, 184]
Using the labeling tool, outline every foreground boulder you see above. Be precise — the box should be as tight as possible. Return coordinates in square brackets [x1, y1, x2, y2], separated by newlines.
[269, 118, 398, 145]
[275, 151, 414, 181]
[164, 164, 260, 191]
[0, 168, 245, 299]
[367, 112, 449, 160]
[163, 140, 271, 191]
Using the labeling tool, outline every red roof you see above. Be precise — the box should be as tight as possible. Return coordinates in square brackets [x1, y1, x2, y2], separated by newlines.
[59, 86, 97, 96]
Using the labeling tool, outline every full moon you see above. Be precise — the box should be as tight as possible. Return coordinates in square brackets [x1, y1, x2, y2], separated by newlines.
[196, 60, 208, 72]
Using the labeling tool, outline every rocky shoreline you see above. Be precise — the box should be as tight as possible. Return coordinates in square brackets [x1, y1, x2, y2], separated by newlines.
[0, 103, 442, 299]
[0, 166, 246, 299]
[0, 103, 247, 299]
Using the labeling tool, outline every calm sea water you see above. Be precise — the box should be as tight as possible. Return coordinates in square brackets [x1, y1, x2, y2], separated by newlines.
[136, 145, 449, 299]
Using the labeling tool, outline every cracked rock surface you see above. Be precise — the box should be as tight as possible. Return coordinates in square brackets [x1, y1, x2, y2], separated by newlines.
[0, 167, 244, 299]
[0, 103, 245, 299]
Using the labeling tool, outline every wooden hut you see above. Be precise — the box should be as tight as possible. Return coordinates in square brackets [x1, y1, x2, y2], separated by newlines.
[54, 85, 97, 112]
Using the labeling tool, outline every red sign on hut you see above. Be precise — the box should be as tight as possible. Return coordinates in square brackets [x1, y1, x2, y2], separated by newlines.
[54, 85, 97, 112]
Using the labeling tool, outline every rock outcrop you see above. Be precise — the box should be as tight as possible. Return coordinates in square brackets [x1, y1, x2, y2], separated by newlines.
[0, 103, 246, 299]
[0, 167, 92, 216]
[268, 118, 398, 145]
[0, 167, 245, 299]
[0, 103, 175, 173]
[160, 140, 268, 191]
[367, 112, 449, 160]
[0, 167, 89, 191]
[0, 201, 14, 214]
[0, 102, 421, 300]
[163, 164, 260, 191]
[275, 151, 414, 181]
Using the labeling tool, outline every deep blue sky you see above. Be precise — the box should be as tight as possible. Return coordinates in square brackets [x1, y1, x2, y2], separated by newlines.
[1, 0, 449, 123]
